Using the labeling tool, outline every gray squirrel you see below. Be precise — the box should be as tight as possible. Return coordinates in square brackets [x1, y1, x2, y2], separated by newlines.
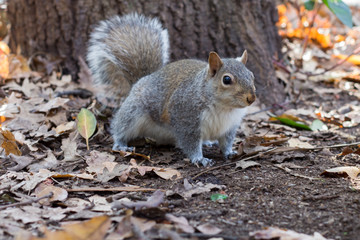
[87, 13, 256, 167]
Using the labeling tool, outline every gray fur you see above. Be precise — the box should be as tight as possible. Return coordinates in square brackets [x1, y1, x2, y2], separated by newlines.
[111, 58, 255, 166]
[87, 13, 169, 102]
[88, 14, 255, 167]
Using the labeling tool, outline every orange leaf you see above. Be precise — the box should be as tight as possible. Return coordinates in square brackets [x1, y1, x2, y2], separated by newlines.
[30, 216, 111, 240]
[0, 129, 21, 156]
[333, 54, 360, 65]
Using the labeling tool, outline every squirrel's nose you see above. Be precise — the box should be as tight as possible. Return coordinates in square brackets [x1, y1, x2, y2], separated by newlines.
[246, 93, 256, 105]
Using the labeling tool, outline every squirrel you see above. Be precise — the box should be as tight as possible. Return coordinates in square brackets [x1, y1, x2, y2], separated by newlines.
[87, 13, 256, 167]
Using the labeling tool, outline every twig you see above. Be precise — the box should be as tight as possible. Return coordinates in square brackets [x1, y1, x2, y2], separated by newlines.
[179, 232, 243, 240]
[191, 148, 277, 180]
[305, 141, 360, 150]
[301, 45, 360, 77]
[274, 164, 320, 180]
[192, 141, 360, 180]
[66, 187, 158, 192]
[0, 192, 53, 210]
[273, 58, 291, 74]
[300, 1, 320, 60]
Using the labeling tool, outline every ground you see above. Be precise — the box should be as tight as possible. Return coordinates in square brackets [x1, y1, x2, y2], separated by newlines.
[1, 2, 360, 240]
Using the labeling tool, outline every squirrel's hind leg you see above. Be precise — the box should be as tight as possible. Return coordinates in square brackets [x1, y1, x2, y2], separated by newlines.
[111, 103, 149, 152]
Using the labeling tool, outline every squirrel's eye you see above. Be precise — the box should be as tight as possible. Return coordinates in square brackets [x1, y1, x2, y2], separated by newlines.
[222, 75, 232, 85]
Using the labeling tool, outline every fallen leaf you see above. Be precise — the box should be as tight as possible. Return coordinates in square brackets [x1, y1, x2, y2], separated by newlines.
[34, 97, 69, 113]
[321, 166, 360, 179]
[166, 180, 226, 200]
[35, 182, 68, 205]
[165, 213, 195, 233]
[88, 195, 112, 212]
[235, 160, 261, 170]
[340, 147, 360, 156]
[333, 54, 360, 65]
[196, 223, 222, 235]
[55, 121, 76, 134]
[153, 168, 181, 180]
[288, 138, 314, 148]
[113, 190, 164, 210]
[61, 137, 78, 161]
[0, 129, 21, 156]
[250, 227, 327, 240]
[7, 154, 34, 171]
[30, 215, 110, 240]
[310, 119, 328, 131]
[77, 108, 96, 150]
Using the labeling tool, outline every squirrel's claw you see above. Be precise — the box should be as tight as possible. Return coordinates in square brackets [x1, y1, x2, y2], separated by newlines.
[224, 150, 238, 160]
[191, 157, 215, 167]
[113, 143, 134, 152]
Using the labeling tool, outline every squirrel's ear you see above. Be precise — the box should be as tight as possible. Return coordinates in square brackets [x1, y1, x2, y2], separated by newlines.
[236, 50, 248, 65]
[208, 52, 223, 77]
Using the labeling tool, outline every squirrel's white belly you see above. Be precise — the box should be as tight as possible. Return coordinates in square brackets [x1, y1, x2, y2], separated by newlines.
[200, 106, 247, 141]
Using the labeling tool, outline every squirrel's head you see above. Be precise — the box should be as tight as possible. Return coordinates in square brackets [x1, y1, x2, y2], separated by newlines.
[208, 51, 256, 108]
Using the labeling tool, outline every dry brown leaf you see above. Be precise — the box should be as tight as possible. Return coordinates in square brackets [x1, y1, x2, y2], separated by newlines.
[321, 166, 360, 179]
[109, 214, 156, 240]
[288, 138, 314, 149]
[28, 150, 59, 172]
[61, 137, 78, 161]
[250, 227, 327, 240]
[7, 154, 33, 171]
[88, 195, 112, 212]
[196, 223, 222, 235]
[166, 180, 225, 200]
[235, 160, 261, 170]
[113, 190, 164, 210]
[85, 150, 116, 174]
[55, 121, 76, 134]
[30, 215, 110, 240]
[153, 168, 181, 180]
[35, 182, 68, 205]
[34, 97, 69, 113]
[165, 213, 195, 233]
[0, 129, 21, 156]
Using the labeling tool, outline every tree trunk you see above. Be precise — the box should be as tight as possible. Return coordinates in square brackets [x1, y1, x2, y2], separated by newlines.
[7, 0, 284, 104]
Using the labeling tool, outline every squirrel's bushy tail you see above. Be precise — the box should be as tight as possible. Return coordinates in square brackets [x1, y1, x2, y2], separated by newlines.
[87, 13, 169, 102]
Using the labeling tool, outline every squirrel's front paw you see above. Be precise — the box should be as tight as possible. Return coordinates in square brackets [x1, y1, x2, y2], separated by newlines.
[224, 150, 238, 160]
[112, 143, 134, 152]
[191, 157, 215, 167]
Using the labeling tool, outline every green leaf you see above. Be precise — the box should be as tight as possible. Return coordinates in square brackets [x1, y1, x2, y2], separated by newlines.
[304, 0, 316, 10]
[77, 108, 97, 150]
[211, 193, 228, 201]
[310, 119, 328, 131]
[322, 0, 353, 28]
[275, 117, 312, 131]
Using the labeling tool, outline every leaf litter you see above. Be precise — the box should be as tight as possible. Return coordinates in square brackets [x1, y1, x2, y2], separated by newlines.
[0, 2, 360, 240]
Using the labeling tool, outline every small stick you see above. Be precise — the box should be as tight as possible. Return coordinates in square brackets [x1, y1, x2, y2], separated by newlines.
[274, 164, 320, 180]
[180, 232, 242, 240]
[66, 187, 158, 192]
[300, 1, 320, 60]
[0, 192, 53, 210]
[191, 148, 277, 180]
[192, 141, 360, 180]
[301, 45, 360, 77]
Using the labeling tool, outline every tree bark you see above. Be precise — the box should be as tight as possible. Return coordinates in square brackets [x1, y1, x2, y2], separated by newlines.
[7, 0, 284, 104]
